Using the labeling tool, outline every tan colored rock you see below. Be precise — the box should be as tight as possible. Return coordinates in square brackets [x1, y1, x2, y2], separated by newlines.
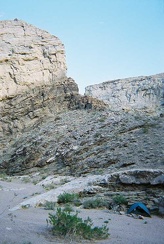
[0, 20, 107, 159]
[0, 19, 66, 100]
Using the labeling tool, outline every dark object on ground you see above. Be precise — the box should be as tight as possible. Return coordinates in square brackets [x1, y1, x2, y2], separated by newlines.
[127, 202, 151, 217]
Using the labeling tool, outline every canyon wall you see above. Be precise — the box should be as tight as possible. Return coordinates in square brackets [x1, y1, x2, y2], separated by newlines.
[85, 74, 164, 113]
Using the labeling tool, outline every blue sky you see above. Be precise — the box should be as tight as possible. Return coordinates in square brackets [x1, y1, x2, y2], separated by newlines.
[0, 0, 164, 94]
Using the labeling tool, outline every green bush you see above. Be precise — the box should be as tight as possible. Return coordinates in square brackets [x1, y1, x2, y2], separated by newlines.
[57, 192, 79, 204]
[113, 195, 127, 205]
[83, 198, 109, 209]
[47, 208, 109, 240]
[63, 204, 74, 213]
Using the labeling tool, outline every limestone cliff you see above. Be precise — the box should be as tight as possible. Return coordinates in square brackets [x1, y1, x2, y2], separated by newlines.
[0, 20, 106, 152]
[0, 19, 67, 99]
[85, 74, 164, 113]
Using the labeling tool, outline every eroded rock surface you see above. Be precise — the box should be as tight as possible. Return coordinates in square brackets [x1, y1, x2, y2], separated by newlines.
[0, 19, 67, 99]
[85, 73, 164, 113]
[0, 20, 163, 212]
[0, 20, 106, 154]
[1, 109, 163, 175]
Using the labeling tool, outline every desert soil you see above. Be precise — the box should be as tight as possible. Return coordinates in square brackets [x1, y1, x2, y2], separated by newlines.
[0, 176, 164, 244]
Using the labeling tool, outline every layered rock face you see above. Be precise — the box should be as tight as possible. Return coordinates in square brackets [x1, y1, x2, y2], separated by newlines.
[0, 20, 163, 213]
[0, 20, 106, 151]
[85, 74, 164, 112]
[1, 109, 163, 175]
[0, 20, 70, 148]
[0, 19, 67, 99]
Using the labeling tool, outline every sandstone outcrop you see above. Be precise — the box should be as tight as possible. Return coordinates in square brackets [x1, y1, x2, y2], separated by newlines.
[85, 73, 164, 113]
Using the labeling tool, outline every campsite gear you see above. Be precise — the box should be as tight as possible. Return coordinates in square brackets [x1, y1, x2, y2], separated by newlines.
[127, 202, 151, 217]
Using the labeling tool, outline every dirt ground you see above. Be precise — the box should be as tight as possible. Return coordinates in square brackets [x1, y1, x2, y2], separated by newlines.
[0, 177, 164, 244]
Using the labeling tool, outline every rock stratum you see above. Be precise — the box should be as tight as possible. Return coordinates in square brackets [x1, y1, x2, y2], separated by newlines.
[0, 20, 163, 214]
[85, 73, 164, 113]
[0, 19, 106, 152]
[0, 19, 67, 99]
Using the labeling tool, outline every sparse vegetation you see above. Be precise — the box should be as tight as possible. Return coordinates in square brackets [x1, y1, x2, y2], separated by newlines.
[47, 208, 109, 240]
[83, 198, 109, 209]
[57, 192, 79, 204]
[43, 201, 56, 210]
[0, 173, 12, 182]
[43, 183, 55, 191]
[21, 177, 31, 183]
[113, 195, 128, 205]
[63, 204, 74, 212]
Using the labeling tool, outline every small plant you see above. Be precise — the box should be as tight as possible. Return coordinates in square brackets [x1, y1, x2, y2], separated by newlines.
[43, 201, 56, 210]
[41, 174, 47, 180]
[0, 173, 12, 182]
[83, 198, 109, 209]
[113, 195, 128, 205]
[57, 192, 79, 204]
[21, 204, 30, 209]
[47, 208, 109, 240]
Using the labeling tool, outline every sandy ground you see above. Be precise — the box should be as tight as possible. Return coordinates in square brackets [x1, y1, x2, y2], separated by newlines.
[0, 177, 164, 244]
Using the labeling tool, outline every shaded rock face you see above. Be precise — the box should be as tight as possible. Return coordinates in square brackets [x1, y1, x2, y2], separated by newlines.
[85, 73, 164, 113]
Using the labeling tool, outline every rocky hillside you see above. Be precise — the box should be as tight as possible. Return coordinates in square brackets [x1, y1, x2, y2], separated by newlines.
[0, 20, 163, 213]
[85, 73, 164, 113]
[1, 109, 163, 176]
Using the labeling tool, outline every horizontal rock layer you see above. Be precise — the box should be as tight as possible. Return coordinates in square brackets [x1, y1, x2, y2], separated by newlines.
[0, 19, 67, 100]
